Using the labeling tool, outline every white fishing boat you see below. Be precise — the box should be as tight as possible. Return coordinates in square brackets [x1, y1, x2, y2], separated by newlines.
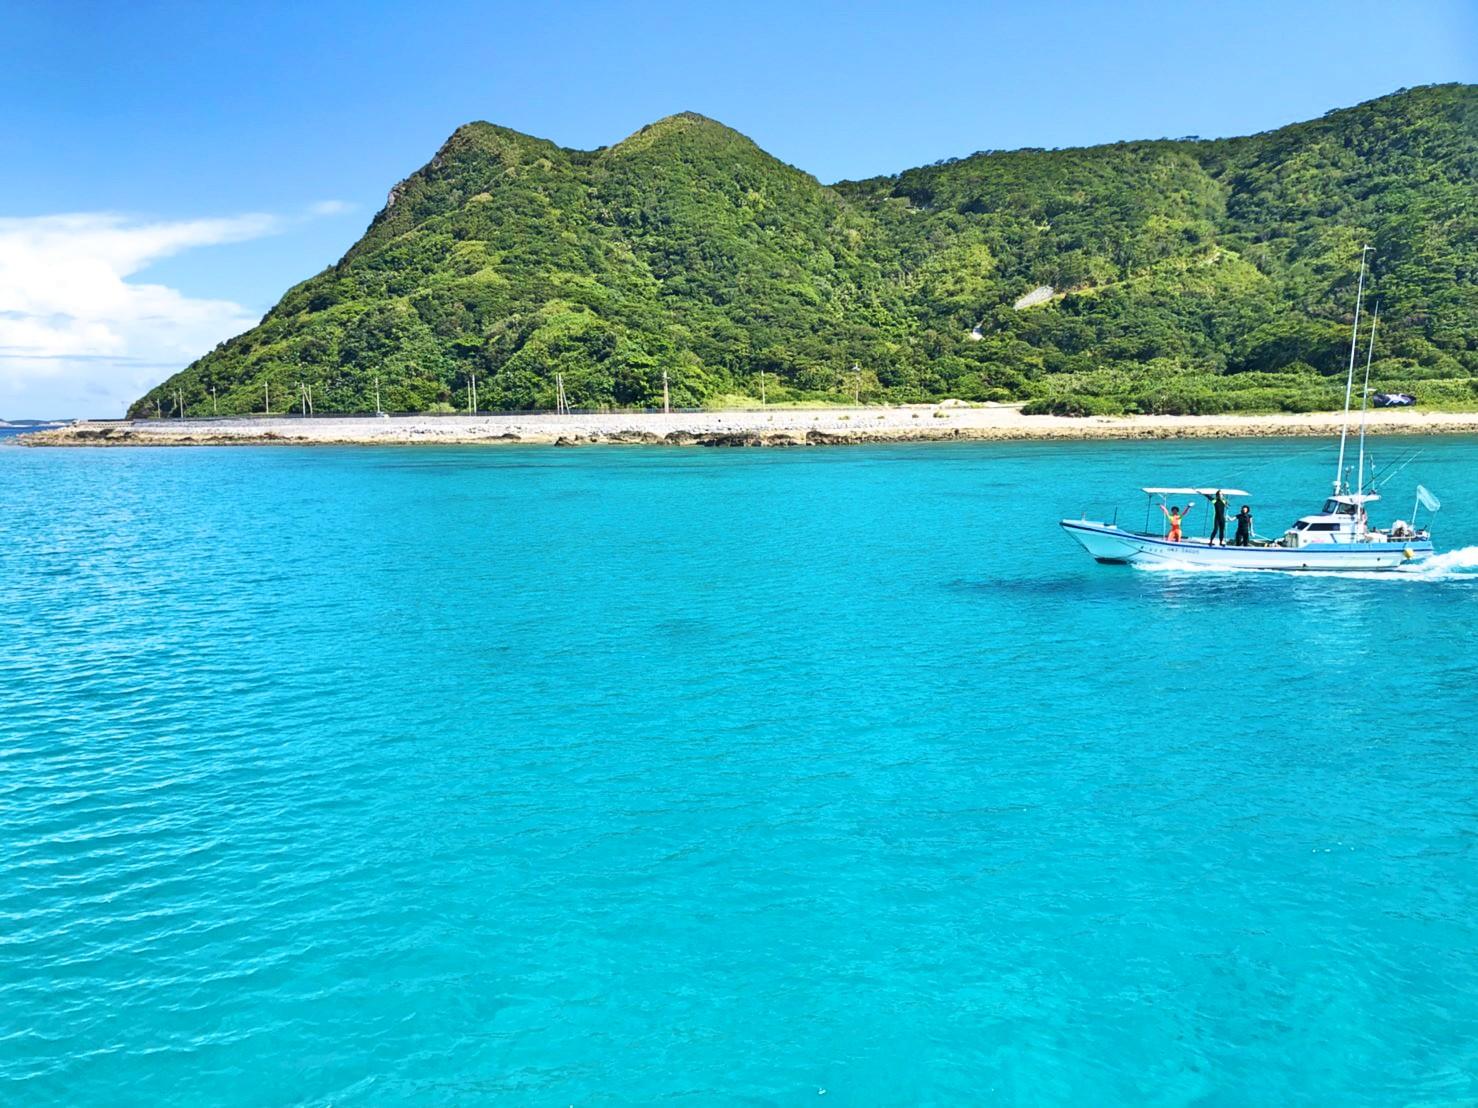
[1062, 488, 1436, 571]
[1061, 247, 1441, 573]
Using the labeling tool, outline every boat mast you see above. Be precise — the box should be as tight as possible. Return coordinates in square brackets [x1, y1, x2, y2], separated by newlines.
[1356, 300, 1379, 495]
[1335, 246, 1373, 494]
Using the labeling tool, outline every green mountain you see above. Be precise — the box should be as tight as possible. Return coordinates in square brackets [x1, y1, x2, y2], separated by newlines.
[133, 85, 1477, 418]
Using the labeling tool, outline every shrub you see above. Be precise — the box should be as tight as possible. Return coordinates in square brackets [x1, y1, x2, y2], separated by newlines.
[1131, 392, 1229, 415]
[1023, 395, 1124, 417]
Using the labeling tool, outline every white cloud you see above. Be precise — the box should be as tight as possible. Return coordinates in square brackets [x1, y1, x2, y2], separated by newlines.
[0, 212, 284, 418]
[308, 199, 354, 216]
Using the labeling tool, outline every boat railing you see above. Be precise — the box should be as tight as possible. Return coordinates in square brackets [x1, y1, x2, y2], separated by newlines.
[1078, 505, 1120, 528]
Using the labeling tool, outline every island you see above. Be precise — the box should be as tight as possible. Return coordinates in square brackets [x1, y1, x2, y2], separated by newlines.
[97, 84, 1475, 432]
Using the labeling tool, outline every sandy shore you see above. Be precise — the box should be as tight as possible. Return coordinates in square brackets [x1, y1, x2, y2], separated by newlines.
[21, 404, 1478, 447]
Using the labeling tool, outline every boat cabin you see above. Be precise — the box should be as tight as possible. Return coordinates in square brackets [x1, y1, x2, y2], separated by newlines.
[1285, 494, 1377, 546]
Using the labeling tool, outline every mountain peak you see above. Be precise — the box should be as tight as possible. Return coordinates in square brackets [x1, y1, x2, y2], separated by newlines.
[655, 110, 723, 127]
[607, 111, 753, 155]
[436, 120, 565, 160]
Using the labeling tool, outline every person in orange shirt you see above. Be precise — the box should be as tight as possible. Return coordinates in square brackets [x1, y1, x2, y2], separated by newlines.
[1160, 502, 1193, 541]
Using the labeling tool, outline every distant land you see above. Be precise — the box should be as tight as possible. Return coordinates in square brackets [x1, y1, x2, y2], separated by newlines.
[133, 84, 1476, 419]
[28, 405, 1478, 450]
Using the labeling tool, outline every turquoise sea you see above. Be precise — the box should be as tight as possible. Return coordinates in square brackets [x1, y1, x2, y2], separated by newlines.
[3, 435, 1476, 1105]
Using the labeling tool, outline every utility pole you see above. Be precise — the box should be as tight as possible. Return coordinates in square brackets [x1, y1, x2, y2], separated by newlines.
[177, 389, 185, 419]
[662, 370, 671, 415]
[374, 376, 382, 415]
[471, 371, 478, 413]
[211, 387, 217, 415]
[264, 381, 270, 415]
[852, 363, 861, 406]
[760, 371, 766, 406]
[300, 382, 308, 416]
[156, 397, 163, 420]
[555, 372, 569, 415]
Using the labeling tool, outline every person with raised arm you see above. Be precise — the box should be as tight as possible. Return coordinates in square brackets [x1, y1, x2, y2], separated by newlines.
[1205, 490, 1228, 546]
[1160, 502, 1193, 542]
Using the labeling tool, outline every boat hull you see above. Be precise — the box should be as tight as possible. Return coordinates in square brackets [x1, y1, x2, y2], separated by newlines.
[1060, 519, 1433, 572]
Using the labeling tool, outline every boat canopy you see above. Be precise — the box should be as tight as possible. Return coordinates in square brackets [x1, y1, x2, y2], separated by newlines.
[1141, 487, 1250, 497]
[1329, 493, 1381, 505]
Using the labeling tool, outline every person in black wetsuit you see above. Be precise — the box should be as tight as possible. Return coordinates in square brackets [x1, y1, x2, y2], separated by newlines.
[1206, 490, 1228, 546]
[1233, 504, 1254, 546]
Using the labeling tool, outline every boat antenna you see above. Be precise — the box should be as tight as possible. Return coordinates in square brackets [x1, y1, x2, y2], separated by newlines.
[1335, 245, 1373, 494]
[1356, 300, 1378, 494]
[1372, 449, 1422, 490]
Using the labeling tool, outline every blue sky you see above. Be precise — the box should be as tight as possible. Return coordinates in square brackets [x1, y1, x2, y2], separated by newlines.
[2, 0, 1473, 417]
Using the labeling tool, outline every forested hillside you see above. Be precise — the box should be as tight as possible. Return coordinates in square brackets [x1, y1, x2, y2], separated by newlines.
[132, 84, 1477, 417]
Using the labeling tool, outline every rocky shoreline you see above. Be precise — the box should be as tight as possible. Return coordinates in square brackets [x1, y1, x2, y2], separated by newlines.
[21, 405, 1478, 448]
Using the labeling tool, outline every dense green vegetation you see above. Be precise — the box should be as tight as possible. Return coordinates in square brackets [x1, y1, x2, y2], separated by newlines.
[133, 85, 1477, 417]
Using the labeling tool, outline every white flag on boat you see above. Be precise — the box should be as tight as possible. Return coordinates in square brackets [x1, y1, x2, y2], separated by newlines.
[1416, 485, 1441, 512]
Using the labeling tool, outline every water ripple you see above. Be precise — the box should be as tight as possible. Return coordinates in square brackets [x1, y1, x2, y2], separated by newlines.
[1, 441, 1475, 1103]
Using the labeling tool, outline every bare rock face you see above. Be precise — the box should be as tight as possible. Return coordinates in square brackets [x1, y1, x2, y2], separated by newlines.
[602, 431, 663, 444]
[696, 432, 767, 447]
[1013, 286, 1054, 310]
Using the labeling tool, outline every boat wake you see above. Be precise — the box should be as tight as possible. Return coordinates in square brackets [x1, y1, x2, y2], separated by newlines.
[1401, 545, 1478, 577]
[1134, 545, 1478, 582]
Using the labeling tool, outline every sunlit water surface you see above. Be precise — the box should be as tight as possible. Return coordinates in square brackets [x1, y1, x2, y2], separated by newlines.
[3, 436, 1475, 1105]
